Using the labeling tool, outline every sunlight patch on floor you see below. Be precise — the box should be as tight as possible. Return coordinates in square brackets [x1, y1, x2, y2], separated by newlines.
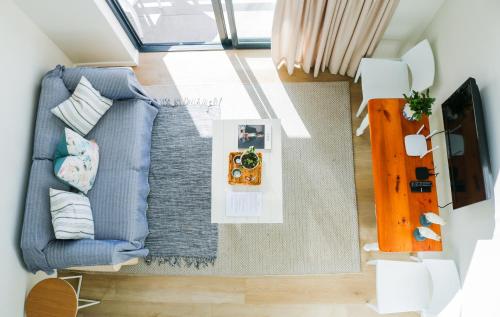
[160, 50, 310, 138]
[161, 52, 262, 120]
[243, 56, 311, 139]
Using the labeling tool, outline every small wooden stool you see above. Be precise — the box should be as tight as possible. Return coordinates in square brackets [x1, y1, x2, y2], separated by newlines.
[26, 276, 100, 317]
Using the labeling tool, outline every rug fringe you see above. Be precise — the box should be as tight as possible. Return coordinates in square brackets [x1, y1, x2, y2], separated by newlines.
[144, 256, 216, 269]
[155, 97, 222, 108]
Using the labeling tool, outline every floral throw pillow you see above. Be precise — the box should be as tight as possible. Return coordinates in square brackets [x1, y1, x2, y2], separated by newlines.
[54, 128, 99, 194]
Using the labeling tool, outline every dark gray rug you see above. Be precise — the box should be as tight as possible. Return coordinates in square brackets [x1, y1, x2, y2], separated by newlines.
[145, 97, 221, 268]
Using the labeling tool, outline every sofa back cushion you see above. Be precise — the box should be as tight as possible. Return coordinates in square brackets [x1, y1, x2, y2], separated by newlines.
[62, 66, 150, 101]
[32, 67, 71, 160]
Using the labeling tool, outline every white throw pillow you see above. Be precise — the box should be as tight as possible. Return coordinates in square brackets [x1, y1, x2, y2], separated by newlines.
[51, 76, 113, 136]
[49, 188, 95, 240]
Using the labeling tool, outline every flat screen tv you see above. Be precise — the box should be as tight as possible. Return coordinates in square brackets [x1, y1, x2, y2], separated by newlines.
[442, 78, 492, 209]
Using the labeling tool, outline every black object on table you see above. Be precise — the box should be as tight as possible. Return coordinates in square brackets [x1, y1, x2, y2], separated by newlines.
[410, 180, 433, 193]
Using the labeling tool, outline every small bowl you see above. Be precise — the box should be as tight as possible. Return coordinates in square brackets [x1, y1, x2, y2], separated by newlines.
[234, 155, 242, 165]
[231, 168, 242, 178]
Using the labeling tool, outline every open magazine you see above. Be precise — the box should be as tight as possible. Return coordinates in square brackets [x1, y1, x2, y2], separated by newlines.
[238, 124, 272, 150]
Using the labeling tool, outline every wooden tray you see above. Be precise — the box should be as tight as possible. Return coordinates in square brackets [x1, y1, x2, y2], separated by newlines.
[227, 152, 262, 185]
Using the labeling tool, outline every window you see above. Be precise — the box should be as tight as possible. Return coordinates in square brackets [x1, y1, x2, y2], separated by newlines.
[107, 0, 276, 51]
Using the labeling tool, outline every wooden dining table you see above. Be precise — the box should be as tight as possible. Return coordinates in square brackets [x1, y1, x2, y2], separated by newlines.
[368, 98, 442, 252]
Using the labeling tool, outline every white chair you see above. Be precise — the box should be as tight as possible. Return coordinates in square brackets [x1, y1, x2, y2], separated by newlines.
[368, 259, 461, 315]
[355, 39, 435, 136]
[355, 58, 410, 118]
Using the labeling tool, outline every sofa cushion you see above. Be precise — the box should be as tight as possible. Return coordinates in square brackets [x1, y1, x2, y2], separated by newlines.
[87, 98, 158, 172]
[88, 167, 150, 243]
[86, 100, 156, 243]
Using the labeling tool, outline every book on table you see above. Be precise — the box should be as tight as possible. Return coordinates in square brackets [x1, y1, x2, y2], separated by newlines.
[238, 124, 272, 150]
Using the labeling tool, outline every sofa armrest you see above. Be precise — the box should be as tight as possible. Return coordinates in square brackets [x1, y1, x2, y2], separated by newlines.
[44, 239, 148, 270]
[21, 160, 70, 273]
[60, 65, 154, 103]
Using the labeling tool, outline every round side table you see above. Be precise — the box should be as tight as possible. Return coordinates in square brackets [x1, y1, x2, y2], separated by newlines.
[26, 276, 100, 317]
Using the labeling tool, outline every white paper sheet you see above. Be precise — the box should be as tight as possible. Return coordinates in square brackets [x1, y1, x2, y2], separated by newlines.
[225, 191, 263, 217]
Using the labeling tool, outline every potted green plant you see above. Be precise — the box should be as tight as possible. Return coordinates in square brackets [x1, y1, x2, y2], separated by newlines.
[240, 146, 260, 170]
[402, 89, 436, 121]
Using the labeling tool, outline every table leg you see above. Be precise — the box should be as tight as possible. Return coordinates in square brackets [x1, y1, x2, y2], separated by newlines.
[356, 114, 369, 136]
[60, 275, 101, 310]
[363, 242, 379, 252]
[78, 299, 101, 310]
[60, 275, 82, 297]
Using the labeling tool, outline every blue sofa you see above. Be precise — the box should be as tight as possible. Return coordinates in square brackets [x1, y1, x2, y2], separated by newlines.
[21, 66, 158, 273]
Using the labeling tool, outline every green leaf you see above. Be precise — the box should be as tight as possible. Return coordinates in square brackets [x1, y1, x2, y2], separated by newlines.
[403, 88, 435, 121]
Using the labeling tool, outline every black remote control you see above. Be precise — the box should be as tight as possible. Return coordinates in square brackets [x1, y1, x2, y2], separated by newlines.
[410, 181, 432, 193]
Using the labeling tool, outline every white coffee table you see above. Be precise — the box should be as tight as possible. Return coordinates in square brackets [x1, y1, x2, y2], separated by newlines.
[211, 119, 283, 223]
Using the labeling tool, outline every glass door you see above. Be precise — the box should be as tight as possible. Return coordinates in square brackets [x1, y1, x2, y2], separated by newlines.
[224, 0, 276, 48]
[107, 0, 274, 51]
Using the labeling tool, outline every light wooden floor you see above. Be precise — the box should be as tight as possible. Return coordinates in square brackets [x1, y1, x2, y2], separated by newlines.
[70, 50, 416, 317]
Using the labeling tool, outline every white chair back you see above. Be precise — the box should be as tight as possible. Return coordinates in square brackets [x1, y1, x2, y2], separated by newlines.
[373, 260, 432, 314]
[422, 259, 461, 315]
[401, 39, 435, 92]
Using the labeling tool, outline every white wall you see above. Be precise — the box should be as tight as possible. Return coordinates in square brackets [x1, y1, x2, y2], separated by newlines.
[0, 1, 71, 316]
[373, 0, 444, 58]
[15, 0, 138, 66]
[410, 0, 499, 280]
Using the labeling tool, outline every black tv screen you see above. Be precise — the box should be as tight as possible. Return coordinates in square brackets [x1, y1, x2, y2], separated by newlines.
[442, 78, 492, 209]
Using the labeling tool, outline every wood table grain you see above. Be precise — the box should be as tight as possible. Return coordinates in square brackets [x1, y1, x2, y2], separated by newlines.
[25, 278, 78, 317]
[368, 98, 442, 252]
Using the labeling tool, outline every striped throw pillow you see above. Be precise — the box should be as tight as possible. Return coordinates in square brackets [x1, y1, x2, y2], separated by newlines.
[51, 76, 113, 136]
[49, 188, 95, 240]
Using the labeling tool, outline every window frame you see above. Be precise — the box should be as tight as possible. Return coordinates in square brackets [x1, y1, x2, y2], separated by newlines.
[106, 0, 271, 52]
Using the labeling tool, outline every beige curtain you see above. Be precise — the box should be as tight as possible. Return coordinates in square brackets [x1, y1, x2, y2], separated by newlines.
[271, 0, 399, 77]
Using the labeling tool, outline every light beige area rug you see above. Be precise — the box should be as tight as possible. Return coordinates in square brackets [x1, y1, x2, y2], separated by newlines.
[122, 81, 360, 275]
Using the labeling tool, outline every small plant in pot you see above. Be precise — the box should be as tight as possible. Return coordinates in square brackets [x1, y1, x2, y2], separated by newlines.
[240, 146, 260, 170]
[402, 89, 436, 121]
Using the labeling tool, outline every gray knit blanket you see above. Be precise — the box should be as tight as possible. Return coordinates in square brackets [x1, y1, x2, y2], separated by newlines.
[145, 97, 221, 268]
